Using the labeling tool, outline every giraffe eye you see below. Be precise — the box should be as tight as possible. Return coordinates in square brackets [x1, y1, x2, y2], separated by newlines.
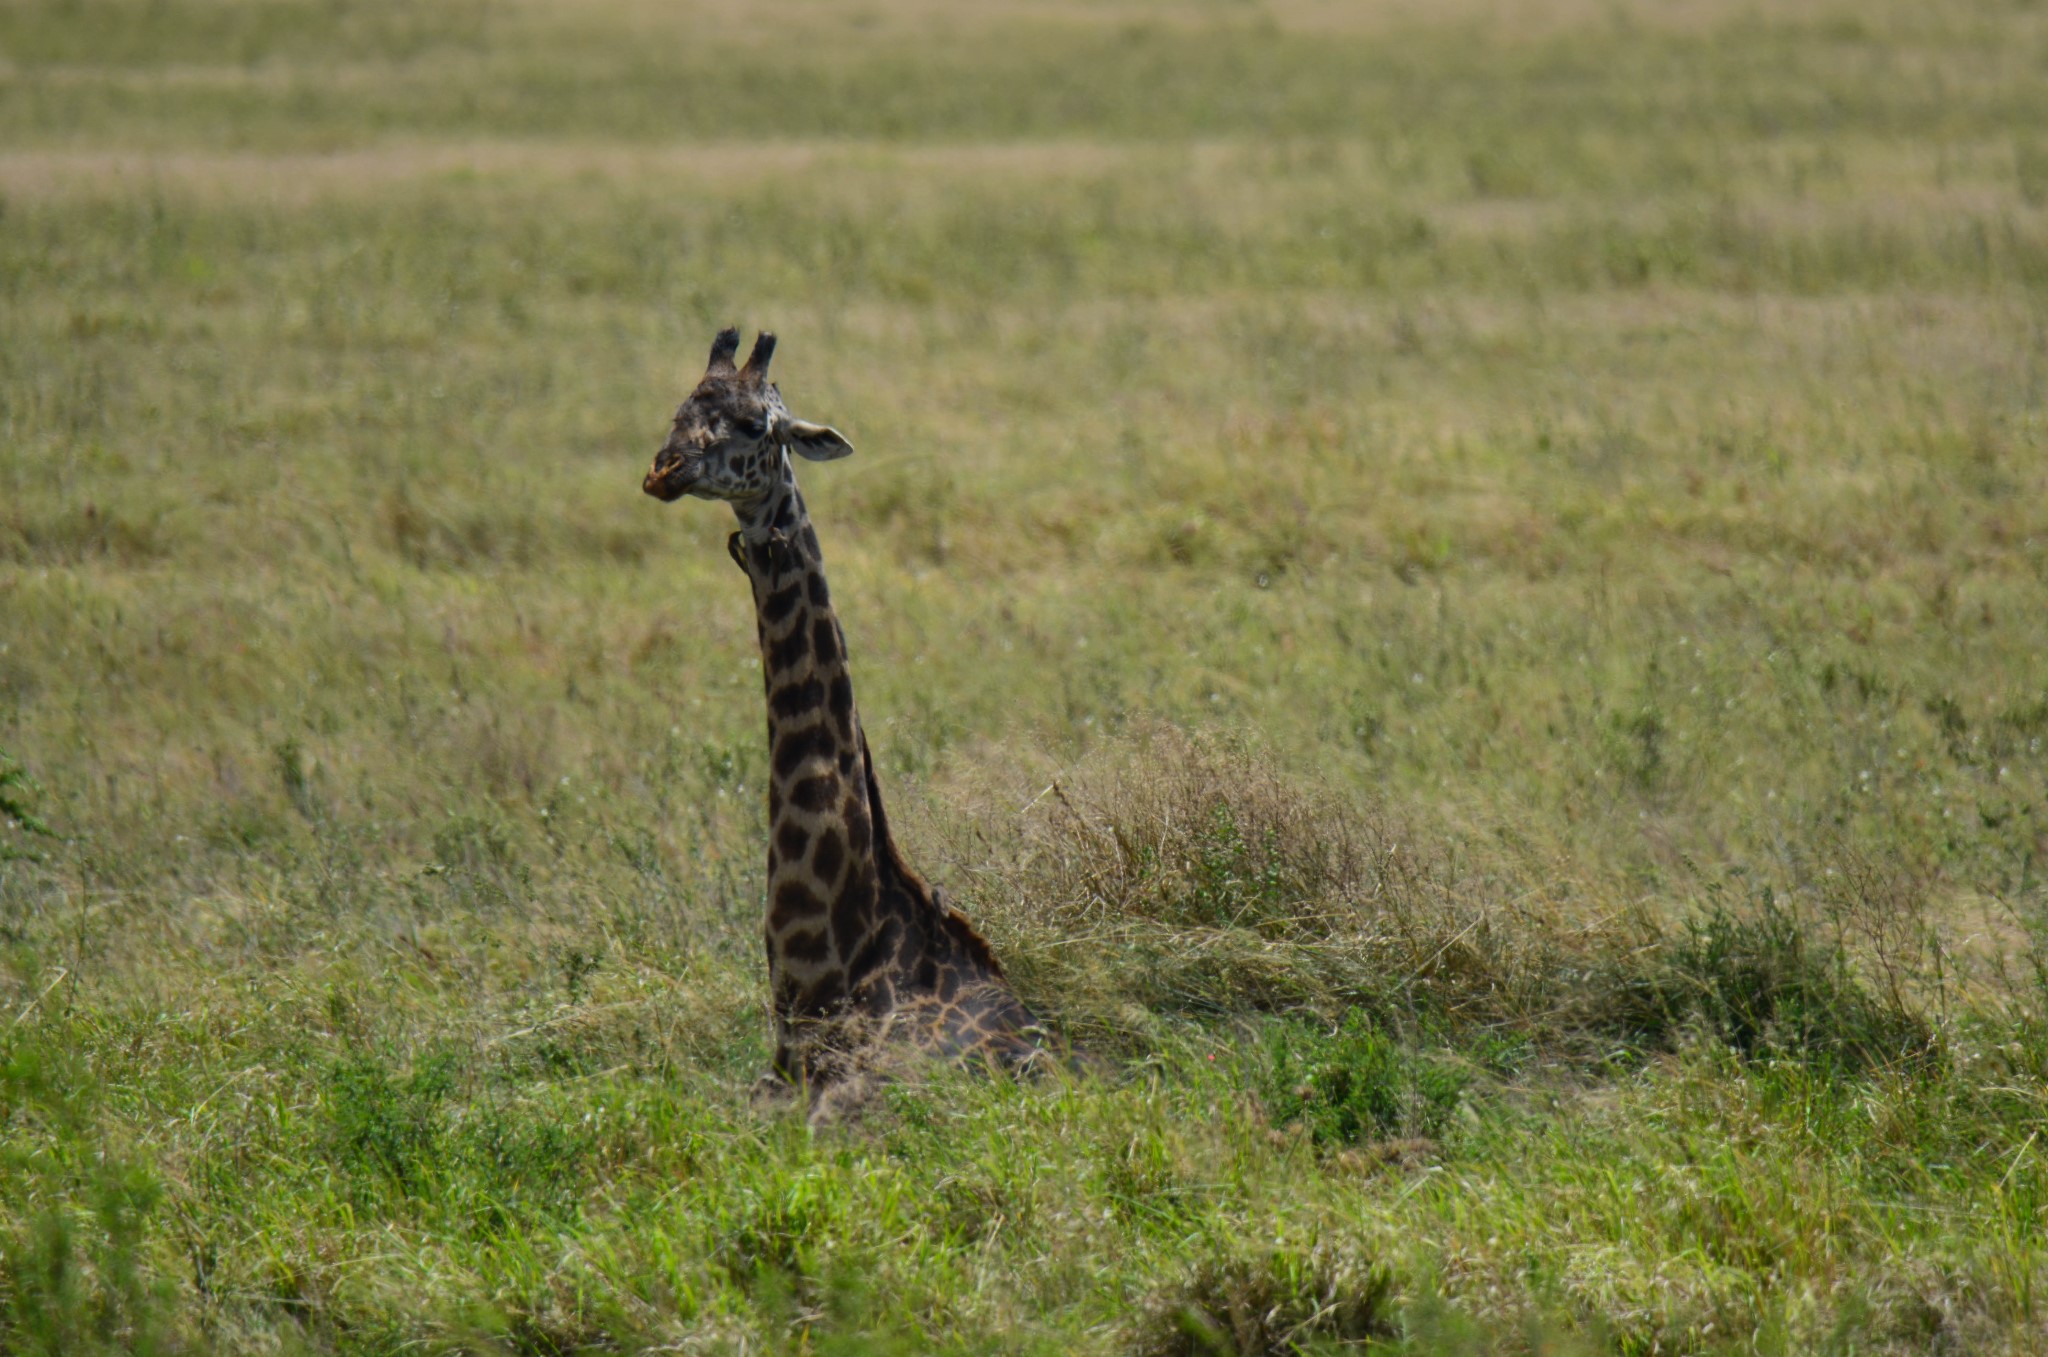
[734, 417, 766, 440]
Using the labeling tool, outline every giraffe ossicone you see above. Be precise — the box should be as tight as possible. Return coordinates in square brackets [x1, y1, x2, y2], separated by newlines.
[643, 327, 1048, 1107]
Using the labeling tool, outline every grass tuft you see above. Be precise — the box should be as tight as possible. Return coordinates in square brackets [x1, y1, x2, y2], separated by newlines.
[1665, 899, 1938, 1074]
[0, 748, 55, 861]
[950, 727, 1540, 1043]
[1133, 1239, 1396, 1357]
[1258, 1011, 1469, 1149]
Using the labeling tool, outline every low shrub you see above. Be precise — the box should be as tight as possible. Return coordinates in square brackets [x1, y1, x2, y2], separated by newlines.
[1258, 1011, 1468, 1148]
[1590, 898, 1940, 1076]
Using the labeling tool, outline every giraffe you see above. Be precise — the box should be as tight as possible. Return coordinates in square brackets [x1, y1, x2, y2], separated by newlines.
[642, 327, 1044, 1103]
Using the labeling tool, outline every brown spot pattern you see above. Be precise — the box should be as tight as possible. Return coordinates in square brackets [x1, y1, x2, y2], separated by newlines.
[769, 626, 809, 674]
[782, 927, 831, 966]
[846, 917, 894, 983]
[811, 617, 841, 665]
[761, 582, 801, 625]
[773, 725, 830, 778]
[788, 773, 837, 814]
[770, 878, 826, 931]
[771, 676, 823, 720]
[810, 826, 845, 882]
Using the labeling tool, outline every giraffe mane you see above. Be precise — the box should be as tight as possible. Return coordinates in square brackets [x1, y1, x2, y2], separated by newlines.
[857, 728, 1009, 981]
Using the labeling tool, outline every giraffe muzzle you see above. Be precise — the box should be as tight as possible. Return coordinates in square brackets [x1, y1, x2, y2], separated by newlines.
[643, 459, 693, 502]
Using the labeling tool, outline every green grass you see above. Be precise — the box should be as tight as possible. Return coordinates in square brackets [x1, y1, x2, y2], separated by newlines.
[4, 0, 2048, 1350]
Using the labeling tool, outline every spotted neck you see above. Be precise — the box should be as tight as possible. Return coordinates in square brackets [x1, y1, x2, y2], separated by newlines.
[722, 452, 1053, 1089]
[728, 464, 1005, 1073]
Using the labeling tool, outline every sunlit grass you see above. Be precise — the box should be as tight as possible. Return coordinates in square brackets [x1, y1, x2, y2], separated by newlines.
[4, 0, 2048, 1350]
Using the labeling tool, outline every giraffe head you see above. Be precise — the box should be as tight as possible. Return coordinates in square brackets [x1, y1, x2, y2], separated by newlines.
[643, 328, 854, 506]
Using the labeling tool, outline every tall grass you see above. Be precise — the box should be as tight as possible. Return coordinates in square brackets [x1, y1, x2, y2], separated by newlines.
[3, 0, 2048, 1349]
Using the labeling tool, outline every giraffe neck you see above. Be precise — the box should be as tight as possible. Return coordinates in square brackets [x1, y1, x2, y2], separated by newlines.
[726, 461, 1039, 1083]
[731, 470, 947, 1057]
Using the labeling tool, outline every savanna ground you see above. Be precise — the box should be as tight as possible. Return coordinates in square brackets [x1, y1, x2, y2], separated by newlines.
[4, 0, 2048, 1350]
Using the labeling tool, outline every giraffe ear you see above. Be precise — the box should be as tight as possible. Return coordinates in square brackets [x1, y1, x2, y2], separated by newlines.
[784, 418, 854, 462]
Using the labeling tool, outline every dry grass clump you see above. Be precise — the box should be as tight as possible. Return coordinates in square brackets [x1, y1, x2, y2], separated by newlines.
[1130, 1238, 1395, 1357]
[928, 726, 1633, 1049]
[929, 726, 1956, 1081]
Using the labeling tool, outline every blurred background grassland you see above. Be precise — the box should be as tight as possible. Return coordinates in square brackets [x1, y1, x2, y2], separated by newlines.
[3, 0, 2048, 1352]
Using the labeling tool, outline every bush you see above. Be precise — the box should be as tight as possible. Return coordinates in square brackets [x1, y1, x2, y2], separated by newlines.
[1599, 899, 1939, 1075]
[1258, 1010, 1467, 1148]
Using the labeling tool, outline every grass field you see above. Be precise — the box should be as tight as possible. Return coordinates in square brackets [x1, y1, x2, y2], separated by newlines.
[4, 0, 2048, 1350]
